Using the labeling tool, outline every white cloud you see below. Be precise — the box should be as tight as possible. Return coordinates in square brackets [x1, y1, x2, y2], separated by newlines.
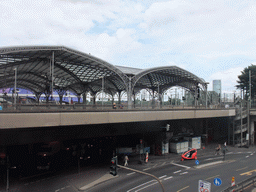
[208, 67, 244, 92]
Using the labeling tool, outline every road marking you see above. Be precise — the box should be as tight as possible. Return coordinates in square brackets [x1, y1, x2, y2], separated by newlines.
[195, 161, 223, 169]
[127, 180, 155, 192]
[174, 170, 182, 174]
[240, 169, 256, 176]
[127, 172, 136, 175]
[206, 175, 220, 180]
[153, 164, 158, 168]
[164, 176, 173, 180]
[227, 152, 233, 154]
[143, 168, 151, 171]
[180, 172, 188, 175]
[161, 162, 166, 166]
[246, 156, 249, 158]
[159, 175, 167, 179]
[205, 157, 223, 161]
[251, 153, 254, 155]
[238, 152, 242, 154]
[177, 185, 189, 192]
[236, 167, 248, 171]
[61, 187, 65, 190]
[171, 162, 191, 169]
[135, 181, 158, 192]
[55, 190, 60, 192]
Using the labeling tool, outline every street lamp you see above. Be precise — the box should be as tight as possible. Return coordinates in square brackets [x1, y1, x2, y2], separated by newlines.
[205, 82, 209, 108]
[14, 68, 17, 109]
[101, 76, 104, 109]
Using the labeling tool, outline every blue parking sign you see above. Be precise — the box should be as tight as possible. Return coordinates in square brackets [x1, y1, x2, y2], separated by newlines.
[195, 160, 199, 165]
[214, 178, 222, 186]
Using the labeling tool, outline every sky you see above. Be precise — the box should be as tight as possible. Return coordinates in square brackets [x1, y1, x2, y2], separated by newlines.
[1, 0, 256, 94]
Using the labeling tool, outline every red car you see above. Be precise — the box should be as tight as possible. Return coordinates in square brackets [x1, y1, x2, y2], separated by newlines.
[181, 148, 197, 161]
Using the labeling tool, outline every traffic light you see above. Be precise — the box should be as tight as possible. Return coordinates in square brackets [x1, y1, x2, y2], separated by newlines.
[110, 156, 117, 176]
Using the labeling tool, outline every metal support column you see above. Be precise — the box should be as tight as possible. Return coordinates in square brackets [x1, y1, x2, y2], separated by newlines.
[128, 77, 132, 109]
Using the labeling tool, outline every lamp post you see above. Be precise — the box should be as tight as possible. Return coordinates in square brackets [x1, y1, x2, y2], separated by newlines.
[205, 82, 209, 109]
[101, 76, 104, 109]
[14, 68, 17, 109]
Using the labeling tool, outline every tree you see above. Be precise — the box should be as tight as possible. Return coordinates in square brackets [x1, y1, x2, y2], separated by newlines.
[236, 64, 256, 100]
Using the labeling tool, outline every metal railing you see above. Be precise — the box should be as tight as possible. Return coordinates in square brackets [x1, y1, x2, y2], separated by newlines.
[222, 175, 256, 192]
[0, 102, 234, 113]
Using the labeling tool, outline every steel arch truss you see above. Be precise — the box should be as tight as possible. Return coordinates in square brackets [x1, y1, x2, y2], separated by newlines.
[0, 46, 128, 97]
[132, 66, 207, 95]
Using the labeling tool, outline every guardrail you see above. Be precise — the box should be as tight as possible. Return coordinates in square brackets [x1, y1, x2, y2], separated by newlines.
[222, 175, 256, 192]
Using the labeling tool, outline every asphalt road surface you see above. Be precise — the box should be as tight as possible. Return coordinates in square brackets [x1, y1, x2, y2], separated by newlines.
[1, 151, 256, 192]
[88, 151, 256, 192]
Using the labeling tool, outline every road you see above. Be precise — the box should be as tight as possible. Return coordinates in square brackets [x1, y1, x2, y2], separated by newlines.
[1, 150, 256, 192]
[88, 151, 256, 192]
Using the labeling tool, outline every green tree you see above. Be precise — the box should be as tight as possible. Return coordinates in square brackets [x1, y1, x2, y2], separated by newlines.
[236, 64, 256, 100]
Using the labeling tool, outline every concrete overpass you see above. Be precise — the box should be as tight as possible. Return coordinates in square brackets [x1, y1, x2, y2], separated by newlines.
[0, 108, 236, 129]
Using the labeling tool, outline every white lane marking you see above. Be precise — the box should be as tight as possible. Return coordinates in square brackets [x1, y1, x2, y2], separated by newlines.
[61, 187, 65, 190]
[55, 190, 60, 192]
[226, 152, 233, 154]
[246, 156, 249, 158]
[153, 164, 158, 168]
[159, 175, 167, 179]
[127, 172, 136, 176]
[238, 152, 242, 154]
[251, 153, 254, 155]
[205, 157, 223, 161]
[171, 162, 191, 169]
[66, 186, 70, 188]
[127, 180, 155, 192]
[135, 181, 158, 192]
[164, 176, 173, 181]
[161, 162, 166, 166]
[174, 170, 182, 174]
[143, 168, 151, 171]
[180, 172, 188, 175]
[195, 161, 223, 169]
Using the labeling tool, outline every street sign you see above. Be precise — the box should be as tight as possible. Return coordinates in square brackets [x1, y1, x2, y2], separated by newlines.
[214, 178, 222, 186]
[198, 180, 211, 192]
[195, 160, 199, 165]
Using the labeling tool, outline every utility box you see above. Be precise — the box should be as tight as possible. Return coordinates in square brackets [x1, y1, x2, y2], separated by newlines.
[184, 136, 201, 149]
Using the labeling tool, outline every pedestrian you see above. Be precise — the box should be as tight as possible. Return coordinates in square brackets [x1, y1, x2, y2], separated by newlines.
[224, 141, 228, 151]
[124, 155, 129, 166]
[215, 144, 221, 155]
[0, 102, 2, 111]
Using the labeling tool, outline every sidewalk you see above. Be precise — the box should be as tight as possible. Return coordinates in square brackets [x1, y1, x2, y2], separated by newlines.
[77, 143, 256, 191]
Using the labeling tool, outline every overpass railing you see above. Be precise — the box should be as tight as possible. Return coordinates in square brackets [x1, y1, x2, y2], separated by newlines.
[0, 102, 234, 113]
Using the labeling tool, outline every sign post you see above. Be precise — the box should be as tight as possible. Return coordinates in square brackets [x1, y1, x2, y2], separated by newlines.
[198, 180, 211, 192]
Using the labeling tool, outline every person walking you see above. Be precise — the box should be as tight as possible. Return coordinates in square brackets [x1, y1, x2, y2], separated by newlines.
[124, 155, 129, 166]
[0, 103, 2, 111]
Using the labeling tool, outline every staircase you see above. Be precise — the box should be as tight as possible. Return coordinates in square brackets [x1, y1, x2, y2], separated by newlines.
[233, 99, 249, 147]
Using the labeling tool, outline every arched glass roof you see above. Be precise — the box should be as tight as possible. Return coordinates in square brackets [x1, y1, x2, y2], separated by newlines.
[0, 46, 207, 98]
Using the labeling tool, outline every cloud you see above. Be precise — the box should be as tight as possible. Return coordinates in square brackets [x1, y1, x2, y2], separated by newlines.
[208, 67, 244, 92]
